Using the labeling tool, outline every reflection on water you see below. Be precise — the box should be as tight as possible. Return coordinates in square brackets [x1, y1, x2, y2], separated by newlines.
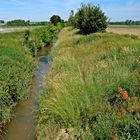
[4, 46, 51, 140]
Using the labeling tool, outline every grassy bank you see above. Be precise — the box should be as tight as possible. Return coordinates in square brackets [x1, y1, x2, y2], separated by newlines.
[0, 32, 35, 136]
[0, 24, 61, 138]
[38, 27, 140, 140]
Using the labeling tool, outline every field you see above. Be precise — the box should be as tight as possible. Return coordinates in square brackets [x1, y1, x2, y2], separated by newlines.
[0, 26, 44, 33]
[107, 25, 140, 37]
[37, 27, 140, 140]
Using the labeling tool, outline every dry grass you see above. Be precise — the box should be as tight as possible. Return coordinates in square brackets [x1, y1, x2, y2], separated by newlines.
[107, 26, 140, 37]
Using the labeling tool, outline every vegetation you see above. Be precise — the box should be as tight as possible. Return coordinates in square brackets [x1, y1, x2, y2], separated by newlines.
[109, 20, 140, 25]
[0, 20, 5, 24]
[0, 32, 35, 135]
[50, 15, 61, 26]
[3, 20, 49, 27]
[68, 3, 108, 34]
[0, 21, 62, 138]
[24, 23, 61, 56]
[37, 27, 140, 140]
[6, 19, 30, 26]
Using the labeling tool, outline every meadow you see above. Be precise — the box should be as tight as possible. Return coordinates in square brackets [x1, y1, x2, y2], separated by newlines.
[37, 27, 140, 140]
[107, 25, 140, 37]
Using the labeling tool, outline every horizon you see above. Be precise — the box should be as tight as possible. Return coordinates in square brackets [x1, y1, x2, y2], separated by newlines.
[0, 0, 140, 22]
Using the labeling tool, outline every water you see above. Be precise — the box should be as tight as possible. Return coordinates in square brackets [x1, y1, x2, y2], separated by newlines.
[4, 46, 52, 140]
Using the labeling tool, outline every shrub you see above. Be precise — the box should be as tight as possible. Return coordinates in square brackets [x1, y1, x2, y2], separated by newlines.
[24, 24, 58, 56]
[71, 3, 108, 34]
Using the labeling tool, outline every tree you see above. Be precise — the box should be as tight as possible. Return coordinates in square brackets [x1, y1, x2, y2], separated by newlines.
[0, 20, 4, 23]
[71, 3, 108, 34]
[68, 10, 75, 26]
[50, 15, 61, 26]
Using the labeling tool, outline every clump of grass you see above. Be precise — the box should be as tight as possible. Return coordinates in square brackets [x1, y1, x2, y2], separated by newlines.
[37, 27, 140, 139]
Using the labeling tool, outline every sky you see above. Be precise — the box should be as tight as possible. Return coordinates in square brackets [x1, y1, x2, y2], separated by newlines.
[0, 0, 140, 22]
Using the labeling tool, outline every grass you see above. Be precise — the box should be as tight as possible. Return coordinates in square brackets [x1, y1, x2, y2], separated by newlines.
[107, 25, 140, 37]
[0, 31, 35, 138]
[37, 27, 140, 140]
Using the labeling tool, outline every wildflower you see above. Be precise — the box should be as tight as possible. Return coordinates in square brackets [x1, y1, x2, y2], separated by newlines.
[121, 90, 129, 100]
[117, 111, 125, 115]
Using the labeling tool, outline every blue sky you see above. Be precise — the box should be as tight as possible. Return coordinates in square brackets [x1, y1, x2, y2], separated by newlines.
[0, 0, 140, 21]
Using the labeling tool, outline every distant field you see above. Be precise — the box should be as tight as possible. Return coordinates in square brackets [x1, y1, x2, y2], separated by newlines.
[107, 25, 140, 37]
[0, 28, 26, 33]
[0, 26, 44, 33]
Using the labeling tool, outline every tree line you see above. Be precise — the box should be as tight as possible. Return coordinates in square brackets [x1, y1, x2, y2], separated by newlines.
[109, 20, 140, 25]
[1, 15, 65, 27]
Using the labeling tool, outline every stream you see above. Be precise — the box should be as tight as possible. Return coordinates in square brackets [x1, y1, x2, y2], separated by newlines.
[4, 45, 52, 140]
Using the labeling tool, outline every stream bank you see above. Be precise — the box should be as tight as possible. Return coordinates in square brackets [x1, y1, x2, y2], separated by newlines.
[4, 45, 52, 140]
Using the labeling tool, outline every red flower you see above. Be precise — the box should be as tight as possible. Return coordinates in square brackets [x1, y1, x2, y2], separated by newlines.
[121, 90, 129, 100]
[117, 111, 126, 115]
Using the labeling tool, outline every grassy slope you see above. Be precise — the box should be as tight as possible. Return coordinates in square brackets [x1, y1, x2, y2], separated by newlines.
[38, 27, 140, 140]
[0, 32, 34, 127]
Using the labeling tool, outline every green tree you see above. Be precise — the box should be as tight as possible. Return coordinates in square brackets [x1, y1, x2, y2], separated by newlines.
[50, 15, 61, 26]
[68, 10, 75, 26]
[71, 3, 108, 34]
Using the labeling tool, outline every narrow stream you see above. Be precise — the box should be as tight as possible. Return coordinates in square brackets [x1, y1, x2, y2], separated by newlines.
[4, 46, 52, 140]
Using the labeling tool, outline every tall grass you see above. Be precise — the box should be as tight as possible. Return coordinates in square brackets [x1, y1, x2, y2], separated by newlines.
[37, 27, 140, 140]
[0, 32, 35, 135]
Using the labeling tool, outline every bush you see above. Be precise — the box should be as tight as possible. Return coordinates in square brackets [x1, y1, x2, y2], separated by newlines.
[24, 24, 58, 56]
[70, 3, 108, 34]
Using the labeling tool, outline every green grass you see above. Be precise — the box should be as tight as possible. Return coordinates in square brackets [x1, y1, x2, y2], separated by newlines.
[0, 32, 35, 132]
[37, 27, 140, 140]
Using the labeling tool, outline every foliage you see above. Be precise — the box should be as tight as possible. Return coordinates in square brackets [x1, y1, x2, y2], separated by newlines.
[68, 3, 108, 34]
[0, 32, 35, 126]
[68, 10, 75, 26]
[50, 15, 61, 26]
[37, 27, 140, 140]
[0, 20, 4, 24]
[6, 19, 30, 26]
[24, 24, 58, 56]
